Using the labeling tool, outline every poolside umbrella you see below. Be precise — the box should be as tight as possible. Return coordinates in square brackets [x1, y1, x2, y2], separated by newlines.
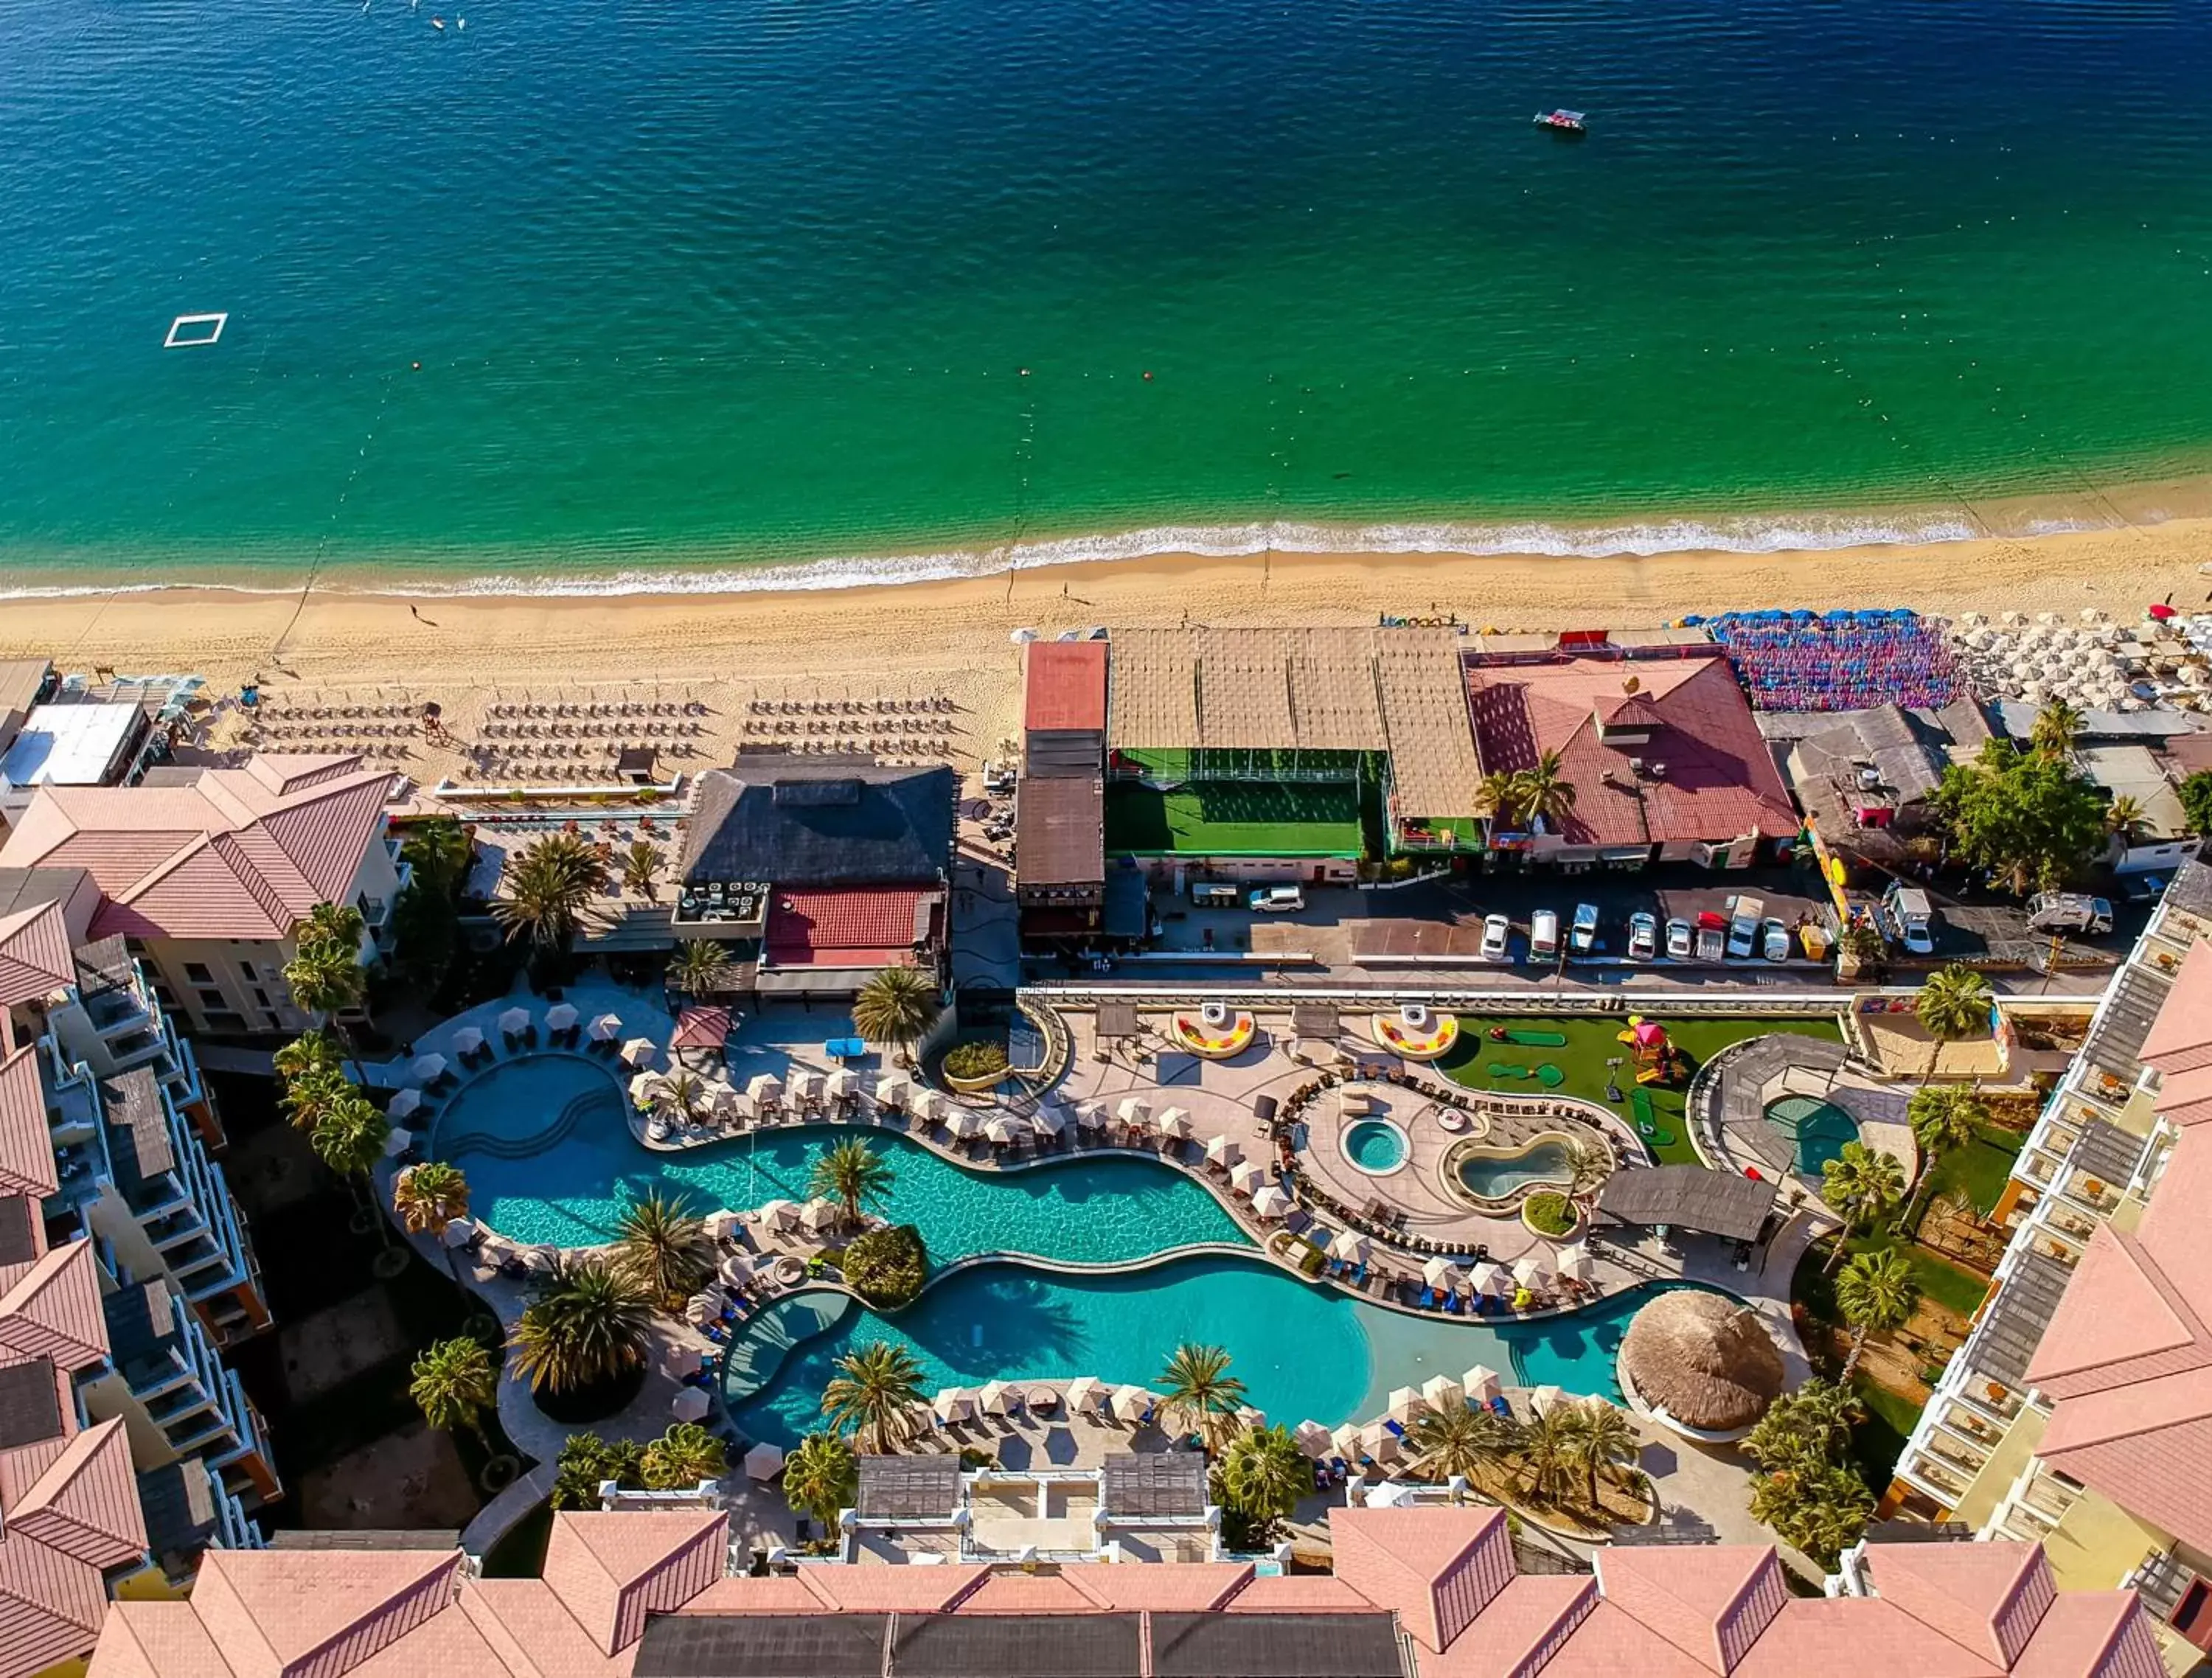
[629, 1070, 665, 1109]
[1203, 1133, 1240, 1168]
[758, 1198, 799, 1230]
[1251, 1185, 1294, 1219]
[1470, 1261, 1511, 1298]
[439, 1216, 478, 1249]
[743, 1441, 786, 1481]
[1461, 1365, 1502, 1402]
[933, 1388, 976, 1424]
[978, 1379, 1017, 1416]
[1075, 1101, 1107, 1130]
[910, 1088, 944, 1123]
[386, 1087, 422, 1121]
[1294, 1420, 1334, 1458]
[719, 1253, 754, 1287]
[874, 1073, 911, 1110]
[383, 1127, 412, 1159]
[789, 1070, 824, 1106]
[621, 1037, 658, 1068]
[411, 1053, 447, 1085]
[1385, 1387, 1429, 1426]
[1528, 1385, 1568, 1418]
[1422, 1374, 1465, 1412]
[1422, 1256, 1462, 1292]
[498, 1006, 532, 1039]
[1554, 1243, 1595, 1281]
[1360, 1422, 1403, 1463]
[1231, 1161, 1269, 1197]
[545, 1002, 580, 1031]
[825, 1068, 859, 1101]
[945, 1106, 985, 1139]
[1032, 1102, 1068, 1136]
[1114, 1095, 1151, 1127]
[799, 1198, 840, 1233]
[984, 1114, 1028, 1145]
[1155, 1107, 1192, 1140]
[1065, 1376, 1107, 1417]
[1330, 1422, 1364, 1460]
[1330, 1230, 1371, 1265]
[451, 1026, 485, 1055]
[684, 1292, 719, 1327]
[747, 1072, 783, 1104]
[1110, 1385, 1155, 1424]
[703, 1208, 742, 1242]
[1512, 1254, 1553, 1289]
[589, 1013, 623, 1042]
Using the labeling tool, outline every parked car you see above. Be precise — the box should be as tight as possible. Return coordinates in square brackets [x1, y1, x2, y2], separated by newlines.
[1761, 918, 1792, 961]
[1627, 911, 1658, 961]
[1664, 916, 1693, 960]
[1726, 894, 1764, 959]
[1695, 911, 1728, 962]
[1529, 908, 1560, 959]
[1481, 913, 1512, 960]
[1570, 902, 1601, 954]
[1249, 885, 1306, 913]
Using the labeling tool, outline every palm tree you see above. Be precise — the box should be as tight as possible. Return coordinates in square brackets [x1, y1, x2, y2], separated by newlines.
[280, 1062, 354, 1132]
[782, 1431, 859, 1531]
[490, 832, 609, 955]
[1840, 921, 1888, 979]
[1158, 1343, 1248, 1453]
[2029, 697, 2083, 760]
[393, 1161, 470, 1238]
[273, 1029, 342, 1087]
[1834, 1248, 1921, 1379]
[1518, 1401, 1578, 1505]
[282, 904, 370, 1076]
[1512, 751, 1578, 832]
[400, 815, 476, 898]
[1407, 1402, 1520, 1491]
[821, 1342, 927, 1453]
[1565, 1141, 1611, 1211]
[660, 1069, 708, 1126]
[810, 1138, 894, 1230]
[1214, 1424, 1309, 1531]
[310, 1090, 392, 1244]
[1744, 1378, 1863, 1474]
[622, 839, 664, 902]
[641, 1422, 726, 1489]
[1748, 1461, 1874, 1569]
[1473, 770, 1523, 830]
[1916, 964, 1993, 1042]
[408, 1336, 498, 1448]
[507, 1257, 654, 1396]
[2105, 794, 2149, 842]
[669, 939, 735, 998]
[1907, 1083, 1986, 1166]
[852, 965, 940, 1066]
[1561, 1400, 1641, 1511]
[613, 1191, 712, 1302]
[1818, 1142, 1906, 1273]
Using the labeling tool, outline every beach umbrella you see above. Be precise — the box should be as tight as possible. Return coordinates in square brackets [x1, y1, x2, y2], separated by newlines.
[874, 1073, 911, 1110]
[1116, 1096, 1151, 1127]
[1236, 1404, 1267, 1432]
[1065, 1376, 1107, 1416]
[684, 1292, 719, 1327]
[451, 1026, 485, 1055]
[703, 1208, 742, 1242]
[824, 1068, 859, 1101]
[747, 1072, 784, 1103]
[1470, 1261, 1511, 1297]
[411, 1053, 448, 1084]
[984, 1114, 1028, 1144]
[439, 1216, 478, 1249]
[1155, 1107, 1193, 1140]
[589, 1012, 623, 1042]
[498, 1006, 532, 1037]
[545, 1002, 579, 1031]
[1251, 1185, 1294, 1219]
[621, 1037, 658, 1068]
[628, 1070, 665, 1108]
[933, 1387, 976, 1424]
[669, 1385, 712, 1424]
[1422, 1374, 1465, 1412]
[1461, 1365, 1502, 1402]
[1385, 1387, 1429, 1426]
[383, 1127, 412, 1159]
[1110, 1385, 1155, 1424]
[1010, 627, 1039, 645]
[1032, 1102, 1068, 1136]
[1075, 1100, 1107, 1130]
[789, 1070, 824, 1105]
[1554, 1243, 1595, 1281]
[743, 1441, 786, 1481]
[386, 1087, 422, 1121]
[910, 1088, 943, 1123]
[1230, 1161, 1269, 1197]
[1294, 1420, 1334, 1458]
[799, 1198, 840, 1233]
[1422, 1256, 1462, 1291]
[1528, 1385, 1567, 1418]
[758, 1198, 799, 1230]
[1329, 1230, 1371, 1264]
[719, 1253, 754, 1287]
[945, 1106, 986, 1139]
[1512, 1254, 1553, 1288]
[978, 1379, 1017, 1416]
[1203, 1133, 1240, 1167]
[1360, 1423, 1403, 1463]
[1330, 1421, 1364, 1459]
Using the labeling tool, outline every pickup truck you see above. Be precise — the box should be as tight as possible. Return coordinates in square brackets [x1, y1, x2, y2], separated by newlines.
[1725, 894, 1764, 960]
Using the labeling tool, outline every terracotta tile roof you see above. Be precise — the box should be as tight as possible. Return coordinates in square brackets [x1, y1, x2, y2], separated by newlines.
[87, 1601, 237, 1678]
[672, 1576, 826, 1615]
[8, 1419, 148, 1571]
[950, 1571, 1099, 1614]
[187, 1547, 464, 1678]
[0, 1241, 109, 1372]
[327, 1606, 518, 1678]
[0, 754, 390, 943]
[537, 1510, 726, 1655]
[2132, 1124, 2212, 1324]
[2007, 1592, 2166, 1678]
[2136, 941, 2212, 1073]
[797, 1564, 986, 1615]
[1466, 658, 1798, 849]
[1218, 1573, 1380, 1613]
[2154, 1062, 2212, 1127]
[0, 1531, 110, 1678]
[1731, 1598, 2004, 1678]
[764, 888, 931, 962]
[2023, 1227, 2198, 1397]
[1331, 1505, 1514, 1652]
[1025, 641, 1109, 734]
[1422, 1575, 1597, 1678]
[1531, 1601, 1716, 1678]
[1861, 1542, 2053, 1668]
[1062, 1562, 1254, 1613]
[456, 1577, 636, 1676]
[2037, 1368, 2212, 1555]
[0, 901, 75, 1009]
[0, 1047, 60, 1201]
[1592, 1546, 1789, 1674]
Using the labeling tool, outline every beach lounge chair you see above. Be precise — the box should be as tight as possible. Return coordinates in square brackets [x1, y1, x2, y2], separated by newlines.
[1488, 1395, 1514, 1418]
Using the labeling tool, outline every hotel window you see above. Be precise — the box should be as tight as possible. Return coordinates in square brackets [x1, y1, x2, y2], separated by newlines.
[204, 1011, 246, 1032]
[251, 987, 272, 1011]
[184, 963, 215, 986]
[237, 961, 259, 983]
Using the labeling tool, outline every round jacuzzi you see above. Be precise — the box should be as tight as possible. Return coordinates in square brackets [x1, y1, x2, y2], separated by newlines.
[1343, 1117, 1410, 1176]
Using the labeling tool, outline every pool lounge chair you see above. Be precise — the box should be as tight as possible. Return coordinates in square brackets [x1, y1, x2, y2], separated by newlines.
[1488, 1395, 1513, 1418]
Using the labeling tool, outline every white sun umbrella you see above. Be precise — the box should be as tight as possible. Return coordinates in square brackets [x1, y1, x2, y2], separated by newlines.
[621, 1037, 659, 1068]
[1422, 1256, 1463, 1291]
[386, 1087, 422, 1121]
[983, 1113, 1027, 1145]
[824, 1068, 859, 1101]
[789, 1070, 824, 1105]
[383, 1127, 412, 1158]
[439, 1216, 478, 1248]
[1116, 1095, 1150, 1127]
[1065, 1376, 1107, 1416]
[498, 1006, 532, 1037]
[589, 1012, 623, 1042]
[719, 1253, 754, 1287]
[670, 1385, 712, 1423]
[703, 1208, 742, 1242]
[1512, 1253, 1553, 1289]
[451, 1026, 485, 1055]
[411, 1053, 447, 1084]
[1330, 1230, 1371, 1265]
[629, 1070, 665, 1107]
[1528, 1385, 1568, 1418]
[1422, 1374, 1466, 1411]
[1075, 1100, 1107, 1130]
[1203, 1133, 1240, 1168]
[978, 1379, 1016, 1416]
[758, 1198, 799, 1230]
[743, 1441, 786, 1481]
[1470, 1261, 1512, 1298]
[1231, 1160, 1269, 1196]
[1554, 1243, 1595, 1281]
[799, 1198, 841, 1233]
[747, 1071, 783, 1103]
[910, 1087, 944, 1123]
[1329, 1421, 1364, 1460]
[684, 1292, 720, 1327]
[1155, 1107, 1193, 1140]
[1032, 1102, 1068, 1137]
[1360, 1422, 1403, 1463]
[1251, 1184, 1294, 1219]
[1385, 1387, 1429, 1426]
[1462, 1365, 1502, 1402]
[1236, 1404, 1267, 1432]
[874, 1073, 911, 1110]
[945, 1106, 987, 1139]
[1294, 1420, 1334, 1458]
[1110, 1385, 1156, 1424]
[545, 1002, 579, 1031]
[933, 1387, 976, 1424]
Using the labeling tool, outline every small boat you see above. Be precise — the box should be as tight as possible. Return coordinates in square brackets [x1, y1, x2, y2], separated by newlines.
[1533, 109, 1586, 133]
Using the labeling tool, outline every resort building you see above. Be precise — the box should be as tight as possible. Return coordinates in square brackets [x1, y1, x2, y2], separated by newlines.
[1015, 640, 1128, 947]
[845, 1450, 1217, 1564]
[1885, 861, 2212, 1671]
[82, 1503, 2174, 1678]
[0, 666, 221, 830]
[1464, 654, 1800, 870]
[0, 751, 408, 1037]
[1104, 625, 1486, 877]
[672, 756, 957, 998]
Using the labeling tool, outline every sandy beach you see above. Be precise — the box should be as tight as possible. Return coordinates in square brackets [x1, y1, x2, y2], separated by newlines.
[4, 519, 2208, 776]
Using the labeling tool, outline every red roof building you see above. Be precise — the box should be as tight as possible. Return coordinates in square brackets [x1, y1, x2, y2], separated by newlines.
[1023, 641, 1109, 737]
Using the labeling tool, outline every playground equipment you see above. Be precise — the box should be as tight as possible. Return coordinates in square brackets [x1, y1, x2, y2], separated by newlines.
[1617, 1017, 1684, 1086]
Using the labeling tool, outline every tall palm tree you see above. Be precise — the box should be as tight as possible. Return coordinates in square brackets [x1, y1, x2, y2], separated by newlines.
[1916, 964, 1993, 1042]
[491, 832, 609, 954]
[2104, 794, 2148, 842]
[1834, 1248, 1921, 1379]
[613, 1191, 712, 1301]
[1907, 1083, 1986, 1169]
[1744, 1378, 1863, 1474]
[507, 1257, 654, 1396]
[1214, 1424, 1309, 1530]
[282, 904, 371, 1076]
[1158, 1343, 1248, 1453]
[1473, 770, 1523, 830]
[2029, 697, 2083, 760]
[280, 1062, 354, 1132]
[622, 839, 664, 902]
[1564, 1141, 1611, 1211]
[393, 1161, 470, 1238]
[1519, 1401, 1578, 1504]
[641, 1422, 726, 1489]
[1512, 751, 1578, 832]
[1818, 1142, 1906, 1273]
[310, 1091, 392, 1244]
[408, 1336, 498, 1448]
[852, 966, 940, 1066]
[400, 815, 476, 898]
[669, 939, 735, 998]
[1561, 1399, 1641, 1510]
[273, 1028, 342, 1087]
[660, 1069, 709, 1125]
[782, 1431, 859, 1531]
[821, 1343, 927, 1453]
[1407, 1403, 1520, 1491]
[810, 1138, 894, 1230]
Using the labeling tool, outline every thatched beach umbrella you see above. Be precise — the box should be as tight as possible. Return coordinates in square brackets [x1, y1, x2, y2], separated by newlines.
[1618, 1291, 1786, 1434]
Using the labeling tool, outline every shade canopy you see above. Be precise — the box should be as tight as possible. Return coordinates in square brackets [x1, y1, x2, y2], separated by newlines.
[1203, 1134, 1240, 1167]
[1329, 1230, 1370, 1264]
[1330, 1422, 1364, 1457]
[588, 1013, 623, 1041]
[1512, 1254, 1552, 1287]
[498, 1006, 532, 1035]
[629, 1070, 665, 1106]
[1231, 1161, 1270, 1196]
[674, 1006, 733, 1050]
[1554, 1243, 1596, 1281]
[703, 1209, 742, 1242]
[978, 1379, 1017, 1416]
[719, 1253, 754, 1287]
[1421, 1374, 1465, 1410]
[984, 1115, 1028, 1144]
[620, 1037, 659, 1067]
[945, 1107, 985, 1139]
[1032, 1103, 1068, 1136]
[670, 1385, 712, 1422]
[411, 1054, 448, 1083]
[1294, 1420, 1334, 1458]
[1065, 1376, 1107, 1414]
[799, 1199, 840, 1230]
[451, 1026, 485, 1054]
[1598, 1164, 1777, 1242]
[1528, 1385, 1567, 1417]
[439, 1216, 478, 1248]
[1116, 1096, 1151, 1125]
[1155, 1107, 1193, 1139]
[1422, 1256, 1462, 1289]
[1618, 1291, 1787, 1433]
[1470, 1261, 1511, 1297]
[1385, 1387, 1427, 1424]
[383, 1128, 412, 1159]
[743, 1441, 786, 1480]
[545, 1003, 580, 1030]
[1251, 1185, 1294, 1219]
[874, 1073, 911, 1108]
[824, 1068, 859, 1099]
[933, 1388, 975, 1423]
[1075, 1101, 1108, 1129]
[758, 1198, 799, 1228]
[684, 1293, 719, 1327]
[386, 1087, 422, 1120]
[1109, 1385, 1155, 1422]
[910, 1089, 943, 1121]
[1360, 1423, 1403, 1463]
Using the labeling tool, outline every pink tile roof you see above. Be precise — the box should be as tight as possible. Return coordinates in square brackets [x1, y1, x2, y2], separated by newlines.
[1422, 1575, 1598, 1678]
[2008, 1592, 2167, 1678]
[765, 888, 931, 961]
[0, 1531, 110, 1678]
[2152, 1062, 2212, 1127]
[1862, 1542, 2053, 1668]
[0, 1045, 60, 1202]
[7, 1418, 149, 1572]
[537, 1510, 726, 1654]
[87, 1601, 237, 1678]
[2023, 1227, 2197, 1396]
[0, 1239, 109, 1371]
[1532, 1599, 1717, 1678]
[0, 900, 76, 1009]
[1465, 658, 1798, 849]
[2132, 1124, 2212, 1324]
[2137, 941, 2212, 1074]
[187, 1548, 463, 1678]
[1062, 1562, 1254, 1613]
[1332, 1505, 1514, 1653]
[325, 1606, 518, 1678]
[1592, 1545, 1789, 1674]
[456, 1577, 636, 1677]
[798, 1564, 987, 1614]
[1733, 1598, 2006, 1678]
[673, 1576, 828, 1615]
[2037, 1367, 2212, 1555]
[1218, 1573, 1380, 1613]
[952, 1572, 1101, 1615]
[1026, 641, 1110, 734]
[0, 754, 390, 943]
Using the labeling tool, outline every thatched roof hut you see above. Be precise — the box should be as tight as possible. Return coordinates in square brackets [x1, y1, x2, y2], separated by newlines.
[1618, 1290, 1785, 1434]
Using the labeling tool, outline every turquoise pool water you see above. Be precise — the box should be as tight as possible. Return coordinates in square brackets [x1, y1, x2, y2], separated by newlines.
[1455, 1138, 1576, 1200]
[1343, 1119, 1408, 1174]
[1765, 1096, 1859, 1175]
[437, 1056, 1247, 1263]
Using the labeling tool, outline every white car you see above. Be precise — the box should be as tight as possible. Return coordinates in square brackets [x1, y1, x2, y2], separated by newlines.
[1664, 916, 1693, 960]
[1761, 919, 1792, 961]
[1627, 911, 1658, 961]
[1481, 913, 1512, 960]
[1529, 908, 1560, 959]
[1249, 885, 1305, 913]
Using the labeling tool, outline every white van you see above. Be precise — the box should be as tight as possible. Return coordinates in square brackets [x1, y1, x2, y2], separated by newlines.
[1249, 885, 1306, 913]
[1529, 909, 1560, 959]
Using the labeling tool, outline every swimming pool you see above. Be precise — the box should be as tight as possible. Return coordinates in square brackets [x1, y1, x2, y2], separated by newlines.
[438, 1057, 1248, 1264]
[1343, 1118, 1408, 1174]
[1455, 1136, 1577, 1200]
[1764, 1096, 1858, 1174]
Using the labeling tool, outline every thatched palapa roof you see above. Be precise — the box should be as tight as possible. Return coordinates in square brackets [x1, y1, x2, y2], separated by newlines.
[1618, 1290, 1785, 1433]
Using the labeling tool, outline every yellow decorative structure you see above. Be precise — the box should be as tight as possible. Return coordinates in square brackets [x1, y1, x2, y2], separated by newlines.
[1172, 1005, 1257, 1059]
[1371, 1006, 1458, 1062]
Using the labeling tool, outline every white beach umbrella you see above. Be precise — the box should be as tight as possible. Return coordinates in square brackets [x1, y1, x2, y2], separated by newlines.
[719, 1253, 754, 1287]
[1360, 1423, 1403, 1463]
[1116, 1096, 1151, 1127]
[1230, 1161, 1269, 1197]
[874, 1073, 911, 1110]
[1554, 1243, 1595, 1281]
[629, 1070, 665, 1107]
[439, 1216, 478, 1248]
[758, 1198, 799, 1230]
[1385, 1387, 1429, 1426]
[498, 1006, 532, 1037]
[789, 1070, 824, 1105]
[383, 1127, 412, 1159]
[411, 1053, 448, 1084]
[978, 1379, 1017, 1416]
[1075, 1100, 1107, 1130]
[1010, 627, 1039, 645]
[1110, 1385, 1155, 1424]
[1251, 1185, 1294, 1219]
[1065, 1376, 1108, 1417]
[670, 1385, 712, 1423]
[1330, 1230, 1371, 1265]
[1461, 1365, 1502, 1402]
[386, 1087, 422, 1121]
[1203, 1133, 1240, 1167]
[1155, 1107, 1193, 1140]
[1329, 1421, 1364, 1459]
[589, 1012, 623, 1042]
[1470, 1261, 1512, 1297]
[1236, 1404, 1267, 1432]
[1512, 1253, 1553, 1288]
[451, 1026, 485, 1054]
[1422, 1374, 1465, 1412]
[703, 1208, 742, 1242]
[743, 1441, 786, 1481]
[747, 1072, 784, 1102]
[1528, 1385, 1567, 1418]
[799, 1198, 840, 1233]
[910, 1088, 943, 1123]
[684, 1292, 720, 1328]
[825, 1068, 859, 1101]
[1422, 1256, 1462, 1291]
[621, 1037, 658, 1068]
[933, 1388, 976, 1424]
[545, 1002, 580, 1031]
[984, 1114, 1028, 1144]
[1032, 1102, 1068, 1137]
[946, 1106, 986, 1139]
[1294, 1420, 1334, 1458]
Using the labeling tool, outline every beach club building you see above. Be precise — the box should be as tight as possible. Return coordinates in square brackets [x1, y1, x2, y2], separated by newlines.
[1015, 640, 1139, 947]
[1101, 624, 1487, 880]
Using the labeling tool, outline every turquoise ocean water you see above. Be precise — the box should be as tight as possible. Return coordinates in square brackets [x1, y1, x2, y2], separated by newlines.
[6, 0, 2211, 593]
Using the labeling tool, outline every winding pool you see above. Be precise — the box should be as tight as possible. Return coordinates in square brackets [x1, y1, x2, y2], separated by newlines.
[1456, 1137, 1577, 1200]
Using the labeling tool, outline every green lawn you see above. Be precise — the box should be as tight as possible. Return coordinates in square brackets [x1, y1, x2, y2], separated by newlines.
[1104, 779, 1365, 857]
[1920, 1123, 2026, 1217]
[1436, 1014, 1843, 1167]
[1850, 1377, 1919, 1489]
[1798, 1229, 1993, 1321]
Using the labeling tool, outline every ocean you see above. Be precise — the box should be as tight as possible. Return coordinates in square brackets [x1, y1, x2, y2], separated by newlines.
[4, 0, 2211, 596]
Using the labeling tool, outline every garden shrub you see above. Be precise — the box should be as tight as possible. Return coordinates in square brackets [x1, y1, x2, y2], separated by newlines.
[1523, 1191, 1576, 1236]
[942, 1040, 1010, 1081]
[842, 1224, 929, 1306]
